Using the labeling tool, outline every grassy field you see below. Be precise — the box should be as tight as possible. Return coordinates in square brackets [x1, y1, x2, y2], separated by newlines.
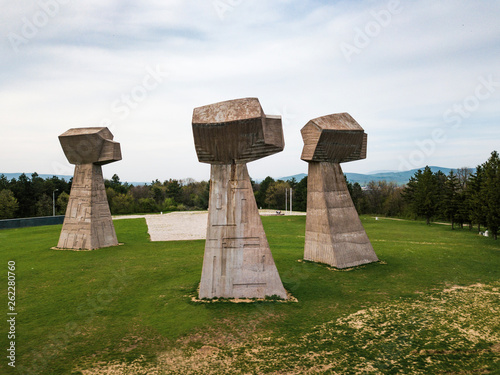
[0, 216, 499, 374]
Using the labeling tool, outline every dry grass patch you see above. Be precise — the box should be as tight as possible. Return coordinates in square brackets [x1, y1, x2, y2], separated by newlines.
[78, 282, 500, 374]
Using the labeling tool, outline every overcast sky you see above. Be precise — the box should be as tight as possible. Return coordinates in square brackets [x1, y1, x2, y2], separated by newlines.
[1, 0, 499, 182]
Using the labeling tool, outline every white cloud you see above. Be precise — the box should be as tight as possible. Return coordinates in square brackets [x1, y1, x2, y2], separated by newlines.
[0, 0, 499, 182]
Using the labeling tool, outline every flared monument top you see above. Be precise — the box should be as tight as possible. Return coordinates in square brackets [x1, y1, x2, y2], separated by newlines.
[59, 127, 122, 165]
[192, 98, 284, 164]
[300, 113, 367, 163]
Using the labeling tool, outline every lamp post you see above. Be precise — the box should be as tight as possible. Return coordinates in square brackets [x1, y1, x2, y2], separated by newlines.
[290, 188, 292, 214]
[52, 189, 59, 216]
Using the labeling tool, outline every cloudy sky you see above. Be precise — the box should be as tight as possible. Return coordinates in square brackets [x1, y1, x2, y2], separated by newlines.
[1, 0, 499, 182]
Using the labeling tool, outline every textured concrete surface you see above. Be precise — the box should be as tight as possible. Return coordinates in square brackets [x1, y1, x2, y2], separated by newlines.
[199, 163, 287, 299]
[193, 98, 287, 299]
[56, 127, 121, 250]
[301, 113, 378, 268]
[192, 97, 284, 164]
[304, 162, 378, 268]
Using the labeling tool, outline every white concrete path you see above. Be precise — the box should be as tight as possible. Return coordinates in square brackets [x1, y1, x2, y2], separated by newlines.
[113, 210, 305, 241]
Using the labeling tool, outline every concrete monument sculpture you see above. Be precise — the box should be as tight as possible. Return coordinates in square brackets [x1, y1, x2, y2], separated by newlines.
[56, 127, 121, 250]
[301, 113, 378, 268]
[192, 98, 288, 299]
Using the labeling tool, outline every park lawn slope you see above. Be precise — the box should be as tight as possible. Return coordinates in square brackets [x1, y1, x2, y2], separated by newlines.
[0, 216, 498, 374]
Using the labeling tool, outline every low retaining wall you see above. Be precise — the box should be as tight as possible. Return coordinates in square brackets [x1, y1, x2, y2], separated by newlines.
[0, 215, 65, 230]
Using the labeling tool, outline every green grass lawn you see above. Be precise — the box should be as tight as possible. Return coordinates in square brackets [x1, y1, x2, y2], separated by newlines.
[0, 216, 499, 374]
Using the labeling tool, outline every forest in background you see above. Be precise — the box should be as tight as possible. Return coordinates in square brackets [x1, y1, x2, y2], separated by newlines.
[1, 151, 498, 239]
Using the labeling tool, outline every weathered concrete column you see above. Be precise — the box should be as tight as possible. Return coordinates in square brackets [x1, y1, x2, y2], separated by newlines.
[56, 127, 121, 250]
[193, 98, 288, 299]
[301, 113, 378, 268]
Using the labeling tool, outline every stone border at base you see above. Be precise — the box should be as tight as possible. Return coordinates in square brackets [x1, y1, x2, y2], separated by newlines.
[50, 243, 124, 251]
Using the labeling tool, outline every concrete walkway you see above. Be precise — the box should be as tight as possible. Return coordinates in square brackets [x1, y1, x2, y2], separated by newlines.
[113, 210, 305, 241]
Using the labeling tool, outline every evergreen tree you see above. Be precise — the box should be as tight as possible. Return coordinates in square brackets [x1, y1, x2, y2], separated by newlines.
[466, 166, 488, 232]
[403, 166, 441, 224]
[443, 171, 460, 229]
[0, 174, 9, 191]
[12, 173, 35, 217]
[483, 151, 500, 239]
[165, 179, 182, 202]
[350, 182, 364, 213]
[292, 176, 308, 212]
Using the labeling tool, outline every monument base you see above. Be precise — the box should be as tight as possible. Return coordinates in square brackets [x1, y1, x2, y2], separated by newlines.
[199, 162, 287, 299]
[304, 161, 378, 268]
[57, 164, 118, 250]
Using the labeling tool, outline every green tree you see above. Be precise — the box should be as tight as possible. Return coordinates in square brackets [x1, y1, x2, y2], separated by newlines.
[0, 174, 10, 191]
[105, 174, 130, 194]
[403, 166, 441, 224]
[11, 173, 35, 217]
[255, 176, 275, 209]
[130, 185, 152, 201]
[443, 171, 461, 229]
[483, 151, 500, 239]
[35, 194, 52, 217]
[383, 187, 406, 217]
[466, 166, 488, 232]
[0, 190, 19, 219]
[137, 198, 157, 213]
[165, 179, 182, 202]
[151, 182, 166, 204]
[350, 182, 364, 213]
[265, 180, 290, 210]
[56, 191, 70, 215]
[292, 176, 308, 212]
[162, 197, 178, 211]
[111, 193, 135, 215]
[362, 181, 400, 215]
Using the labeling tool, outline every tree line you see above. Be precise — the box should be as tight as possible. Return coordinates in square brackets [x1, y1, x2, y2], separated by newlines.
[0, 173, 210, 219]
[1, 151, 498, 239]
[403, 151, 500, 239]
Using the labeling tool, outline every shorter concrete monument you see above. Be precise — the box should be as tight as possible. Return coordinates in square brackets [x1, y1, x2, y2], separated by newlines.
[301, 113, 378, 268]
[56, 127, 121, 250]
[193, 98, 288, 299]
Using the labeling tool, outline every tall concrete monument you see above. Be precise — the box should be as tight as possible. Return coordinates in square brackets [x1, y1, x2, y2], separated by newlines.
[56, 127, 122, 250]
[192, 98, 288, 299]
[301, 113, 378, 268]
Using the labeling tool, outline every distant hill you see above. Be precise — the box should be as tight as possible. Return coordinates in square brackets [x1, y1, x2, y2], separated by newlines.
[279, 167, 475, 186]
[278, 173, 307, 182]
[3, 167, 475, 187]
